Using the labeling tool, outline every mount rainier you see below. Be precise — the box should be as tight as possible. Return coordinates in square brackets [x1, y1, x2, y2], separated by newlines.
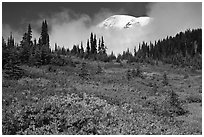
[98, 15, 152, 29]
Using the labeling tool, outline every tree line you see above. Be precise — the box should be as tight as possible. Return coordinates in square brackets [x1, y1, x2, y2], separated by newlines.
[2, 20, 202, 70]
[2, 20, 118, 71]
[117, 28, 202, 69]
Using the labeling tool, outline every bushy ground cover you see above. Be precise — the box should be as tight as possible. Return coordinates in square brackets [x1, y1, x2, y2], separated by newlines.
[2, 61, 202, 135]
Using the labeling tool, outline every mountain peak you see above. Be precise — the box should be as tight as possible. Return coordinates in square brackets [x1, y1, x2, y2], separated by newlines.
[98, 15, 152, 29]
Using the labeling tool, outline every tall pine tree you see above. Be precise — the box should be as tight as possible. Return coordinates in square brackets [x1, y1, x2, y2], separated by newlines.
[39, 20, 51, 65]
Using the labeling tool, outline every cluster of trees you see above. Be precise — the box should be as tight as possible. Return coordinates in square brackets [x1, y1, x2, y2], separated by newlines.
[117, 29, 202, 69]
[2, 20, 202, 72]
[54, 33, 117, 62]
[136, 29, 201, 59]
[2, 20, 117, 73]
[3, 20, 51, 69]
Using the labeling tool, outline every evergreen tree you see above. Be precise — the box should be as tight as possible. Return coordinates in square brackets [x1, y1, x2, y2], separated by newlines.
[85, 39, 90, 58]
[80, 42, 84, 58]
[29, 39, 38, 66]
[55, 43, 58, 53]
[90, 32, 94, 54]
[41, 20, 49, 46]
[98, 38, 101, 53]
[62, 46, 66, 55]
[100, 36, 106, 54]
[3, 34, 24, 79]
[90, 33, 97, 56]
[27, 24, 32, 45]
[76, 45, 80, 57]
[39, 20, 51, 65]
[108, 51, 116, 61]
[20, 32, 30, 63]
[71, 45, 77, 55]
[134, 46, 137, 57]
[93, 34, 97, 54]
[2, 37, 9, 68]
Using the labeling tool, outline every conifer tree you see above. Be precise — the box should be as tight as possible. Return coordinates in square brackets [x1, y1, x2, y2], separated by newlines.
[39, 20, 51, 65]
[71, 45, 77, 55]
[100, 36, 106, 54]
[90, 33, 97, 56]
[76, 45, 80, 55]
[62, 46, 66, 55]
[85, 39, 90, 58]
[18, 25, 32, 65]
[80, 41, 84, 58]
[90, 32, 94, 54]
[4, 34, 24, 79]
[93, 34, 97, 54]
[27, 24, 32, 45]
[134, 46, 137, 57]
[98, 38, 101, 53]
[2, 37, 8, 68]
[41, 20, 49, 46]
[55, 43, 58, 53]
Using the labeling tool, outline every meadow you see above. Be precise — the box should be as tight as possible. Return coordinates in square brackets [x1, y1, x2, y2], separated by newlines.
[2, 57, 202, 135]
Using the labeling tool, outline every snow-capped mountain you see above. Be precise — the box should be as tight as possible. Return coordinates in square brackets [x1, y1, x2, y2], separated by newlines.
[98, 15, 152, 29]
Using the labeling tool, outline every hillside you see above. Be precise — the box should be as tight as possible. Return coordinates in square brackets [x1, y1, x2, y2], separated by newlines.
[2, 57, 202, 135]
[2, 20, 202, 135]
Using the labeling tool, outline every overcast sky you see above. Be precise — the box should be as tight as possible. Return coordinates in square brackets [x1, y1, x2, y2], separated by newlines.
[2, 2, 202, 54]
[3, 2, 148, 29]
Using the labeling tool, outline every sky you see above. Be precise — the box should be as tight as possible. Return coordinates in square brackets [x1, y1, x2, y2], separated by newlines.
[2, 2, 202, 54]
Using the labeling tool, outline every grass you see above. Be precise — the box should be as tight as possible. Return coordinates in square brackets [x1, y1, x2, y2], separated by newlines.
[2, 61, 202, 135]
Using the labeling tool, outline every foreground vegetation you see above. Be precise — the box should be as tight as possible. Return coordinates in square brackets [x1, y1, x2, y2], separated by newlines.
[2, 58, 202, 135]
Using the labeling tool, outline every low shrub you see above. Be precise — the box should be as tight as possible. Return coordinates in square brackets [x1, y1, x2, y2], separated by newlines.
[79, 62, 89, 79]
[96, 64, 103, 74]
[126, 69, 132, 81]
[162, 72, 168, 86]
[50, 55, 76, 67]
[186, 94, 202, 103]
[2, 92, 191, 135]
[145, 90, 187, 117]
[4, 64, 25, 80]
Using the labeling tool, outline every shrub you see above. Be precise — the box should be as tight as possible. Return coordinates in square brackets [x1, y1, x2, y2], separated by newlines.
[131, 69, 137, 77]
[4, 64, 25, 80]
[162, 72, 168, 86]
[50, 55, 76, 67]
[146, 90, 187, 117]
[126, 69, 132, 81]
[47, 65, 57, 72]
[183, 73, 189, 79]
[79, 62, 89, 79]
[152, 83, 158, 96]
[96, 64, 103, 74]
[186, 94, 202, 103]
[3, 91, 198, 135]
[134, 65, 144, 79]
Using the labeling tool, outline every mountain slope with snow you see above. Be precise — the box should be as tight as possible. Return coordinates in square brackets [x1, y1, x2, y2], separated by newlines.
[98, 15, 152, 29]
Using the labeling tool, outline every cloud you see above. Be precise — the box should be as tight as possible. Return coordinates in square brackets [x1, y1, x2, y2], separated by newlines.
[145, 2, 202, 41]
[2, 3, 202, 55]
[38, 8, 122, 51]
